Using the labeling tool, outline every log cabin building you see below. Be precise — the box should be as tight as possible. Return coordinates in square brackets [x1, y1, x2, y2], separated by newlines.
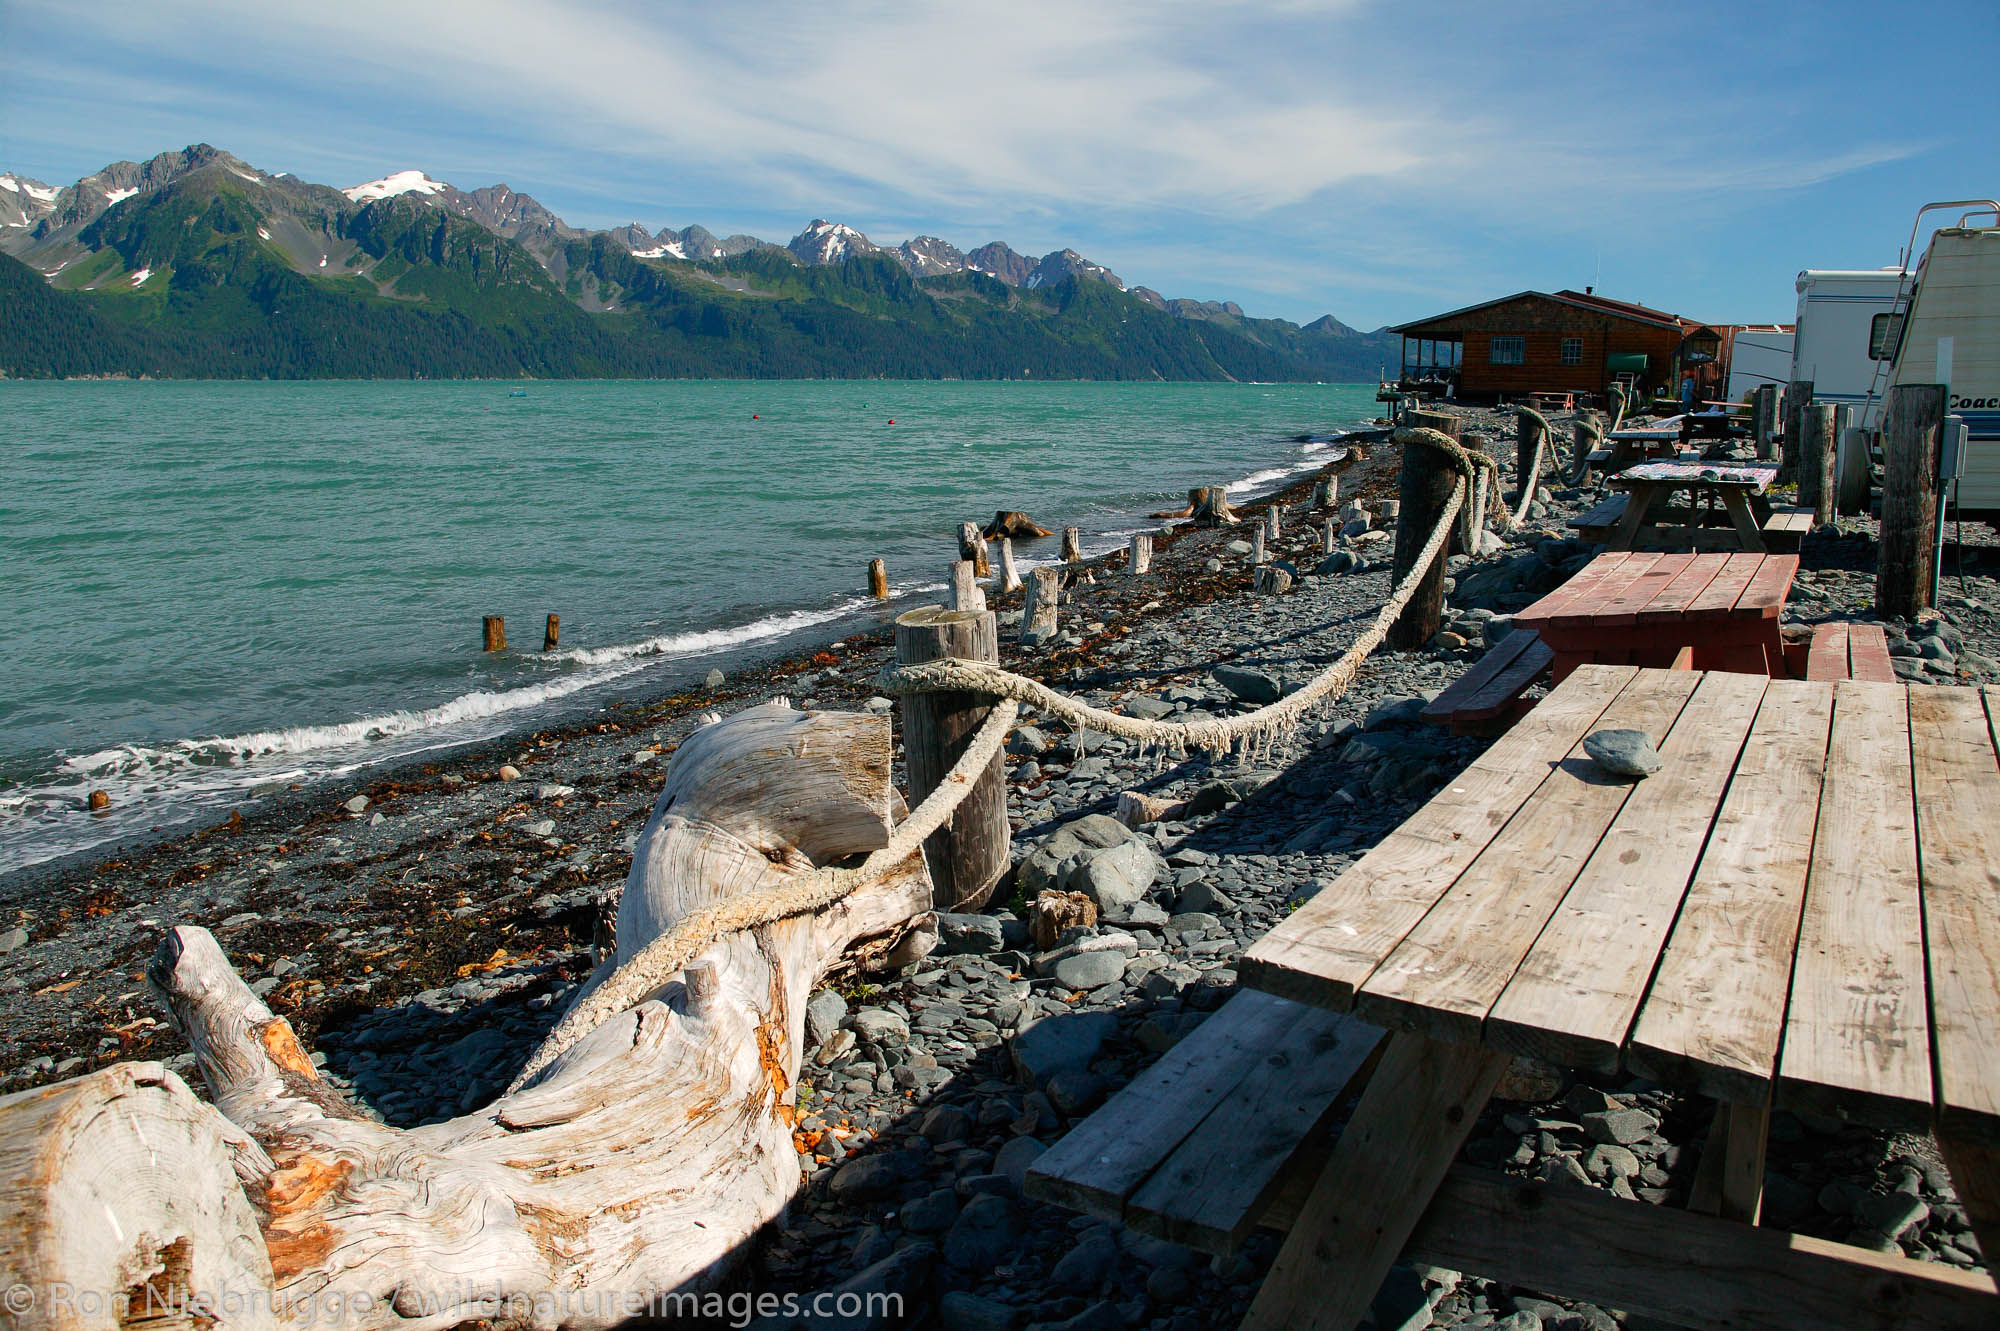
[1390, 289, 1721, 404]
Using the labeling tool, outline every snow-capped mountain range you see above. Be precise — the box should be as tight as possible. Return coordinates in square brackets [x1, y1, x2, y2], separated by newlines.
[0, 145, 1250, 316]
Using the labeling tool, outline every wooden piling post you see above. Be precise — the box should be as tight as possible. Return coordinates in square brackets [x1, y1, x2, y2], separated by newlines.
[998, 537, 1022, 593]
[1780, 380, 1814, 482]
[1128, 532, 1151, 575]
[483, 616, 506, 652]
[543, 614, 560, 651]
[1061, 526, 1083, 563]
[1322, 522, 1338, 556]
[958, 521, 991, 578]
[1752, 384, 1781, 461]
[1021, 567, 1061, 645]
[868, 558, 890, 599]
[894, 607, 1010, 910]
[1875, 383, 1947, 619]
[1799, 401, 1839, 525]
[949, 560, 986, 612]
[1265, 504, 1281, 540]
[1311, 476, 1337, 511]
[1252, 522, 1267, 564]
[1516, 409, 1546, 505]
[1390, 409, 1462, 651]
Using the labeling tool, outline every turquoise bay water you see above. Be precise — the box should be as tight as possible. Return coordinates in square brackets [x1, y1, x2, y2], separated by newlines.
[0, 380, 1377, 875]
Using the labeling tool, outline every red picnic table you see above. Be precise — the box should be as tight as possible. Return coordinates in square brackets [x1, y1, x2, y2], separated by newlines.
[1514, 550, 1796, 683]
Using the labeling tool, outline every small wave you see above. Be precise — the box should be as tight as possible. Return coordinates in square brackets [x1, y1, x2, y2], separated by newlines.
[554, 597, 878, 666]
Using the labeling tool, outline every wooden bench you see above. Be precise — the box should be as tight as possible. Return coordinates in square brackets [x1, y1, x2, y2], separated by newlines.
[1761, 504, 1814, 554]
[1026, 990, 1385, 1255]
[1797, 621, 1898, 682]
[1567, 492, 1629, 542]
[1421, 629, 1555, 734]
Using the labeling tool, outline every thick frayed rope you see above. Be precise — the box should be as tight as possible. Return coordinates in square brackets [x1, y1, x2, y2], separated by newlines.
[508, 698, 1019, 1091]
[512, 427, 1479, 1090]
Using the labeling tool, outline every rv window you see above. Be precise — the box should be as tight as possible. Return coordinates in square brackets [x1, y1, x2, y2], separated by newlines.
[1560, 337, 1582, 366]
[1490, 336, 1525, 366]
[1869, 312, 1903, 361]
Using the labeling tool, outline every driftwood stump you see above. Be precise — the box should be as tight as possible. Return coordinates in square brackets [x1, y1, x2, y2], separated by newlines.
[22, 702, 941, 1331]
[1021, 567, 1061, 645]
[894, 608, 1009, 910]
[983, 511, 1052, 540]
[958, 522, 991, 578]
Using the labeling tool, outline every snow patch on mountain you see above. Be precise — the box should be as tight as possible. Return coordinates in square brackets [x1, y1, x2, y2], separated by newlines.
[130, 268, 153, 286]
[632, 241, 687, 260]
[343, 170, 449, 203]
[104, 187, 138, 205]
[1, 174, 59, 203]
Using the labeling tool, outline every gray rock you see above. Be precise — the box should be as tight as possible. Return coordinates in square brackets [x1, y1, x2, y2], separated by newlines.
[1316, 550, 1361, 575]
[1008, 726, 1051, 756]
[1046, 1069, 1109, 1117]
[523, 819, 556, 838]
[750, 1241, 934, 1330]
[1225, 540, 1255, 555]
[1180, 780, 1241, 816]
[1177, 879, 1237, 914]
[901, 1187, 961, 1235]
[1016, 814, 1140, 896]
[1050, 1232, 1121, 1294]
[938, 1291, 1019, 1331]
[0, 928, 26, 955]
[1581, 1107, 1660, 1145]
[704, 667, 726, 689]
[1583, 729, 1662, 778]
[938, 912, 1007, 955]
[1857, 1189, 1928, 1238]
[1582, 1144, 1640, 1181]
[1123, 695, 1176, 721]
[1054, 950, 1128, 990]
[1364, 695, 1429, 730]
[1010, 1010, 1116, 1087]
[806, 989, 848, 1047]
[343, 795, 370, 814]
[1214, 665, 1284, 704]
[993, 1136, 1049, 1191]
[829, 1152, 913, 1202]
[1066, 839, 1162, 913]
[850, 1007, 909, 1045]
[921, 1104, 974, 1144]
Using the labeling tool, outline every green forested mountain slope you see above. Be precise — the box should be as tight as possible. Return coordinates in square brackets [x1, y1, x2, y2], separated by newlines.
[2, 157, 1397, 381]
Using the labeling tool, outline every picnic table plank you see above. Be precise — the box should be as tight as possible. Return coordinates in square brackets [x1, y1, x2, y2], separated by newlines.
[1516, 551, 1636, 626]
[1597, 551, 1696, 626]
[1240, 1035, 1511, 1331]
[1485, 670, 1769, 1072]
[1736, 553, 1799, 617]
[1454, 634, 1556, 723]
[1239, 665, 1641, 1013]
[1024, 989, 1306, 1218]
[1626, 680, 1835, 1103]
[1807, 623, 1851, 681]
[1353, 670, 1702, 1045]
[1633, 552, 1733, 622]
[1684, 552, 1765, 620]
[1125, 1006, 1383, 1251]
[1847, 623, 1897, 682]
[1545, 558, 1661, 630]
[1778, 681, 1931, 1130]
[1907, 686, 2000, 1147]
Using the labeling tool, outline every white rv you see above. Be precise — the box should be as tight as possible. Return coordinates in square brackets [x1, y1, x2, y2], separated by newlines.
[1882, 210, 2000, 518]
[1725, 326, 1794, 401]
[1791, 269, 1903, 425]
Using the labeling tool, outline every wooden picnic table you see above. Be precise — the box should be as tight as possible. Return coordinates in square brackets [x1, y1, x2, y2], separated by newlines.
[1603, 458, 1783, 552]
[1231, 666, 2000, 1330]
[1514, 550, 1796, 682]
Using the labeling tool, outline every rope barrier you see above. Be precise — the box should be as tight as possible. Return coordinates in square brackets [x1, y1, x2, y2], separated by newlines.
[512, 426, 1487, 1088]
[509, 699, 1018, 1090]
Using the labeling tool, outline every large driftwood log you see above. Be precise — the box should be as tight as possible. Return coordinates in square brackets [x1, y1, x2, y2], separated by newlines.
[1149, 486, 1241, 526]
[0, 1062, 276, 1331]
[122, 701, 933, 1331]
[982, 511, 1053, 540]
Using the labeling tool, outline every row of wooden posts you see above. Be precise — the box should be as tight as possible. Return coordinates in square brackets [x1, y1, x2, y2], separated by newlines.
[1750, 379, 1950, 620]
[482, 614, 561, 652]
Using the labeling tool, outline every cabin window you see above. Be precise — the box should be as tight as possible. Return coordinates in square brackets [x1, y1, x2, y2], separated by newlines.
[1490, 336, 1526, 366]
[1869, 312, 1904, 361]
[1560, 337, 1582, 366]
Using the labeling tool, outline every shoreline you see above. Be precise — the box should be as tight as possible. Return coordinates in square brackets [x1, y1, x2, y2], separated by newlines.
[8, 405, 1997, 1327]
[0, 413, 1364, 891]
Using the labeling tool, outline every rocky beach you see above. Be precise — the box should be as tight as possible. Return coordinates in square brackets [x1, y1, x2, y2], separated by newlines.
[5, 407, 1999, 1331]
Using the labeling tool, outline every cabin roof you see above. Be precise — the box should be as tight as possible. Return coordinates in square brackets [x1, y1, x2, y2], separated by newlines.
[1391, 288, 1697, 336]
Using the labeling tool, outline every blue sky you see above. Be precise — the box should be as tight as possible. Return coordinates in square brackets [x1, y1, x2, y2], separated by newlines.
[5, 0, 1995, 329]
